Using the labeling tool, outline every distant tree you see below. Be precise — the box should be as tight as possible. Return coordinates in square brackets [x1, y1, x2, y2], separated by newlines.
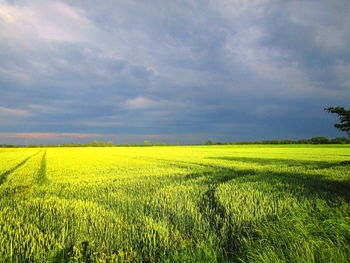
[131, 142, 140, 147]
[324, 106, 350, 138]
[204, 140, 213, 145]
[90, 140, 106, 147]
[310, 136, 331, 144]
[331, 137, 350, 144]
[154, 142, 170, 146]
[143, 140, 151, 146]
[107, 141, 114, 147]
[91, 140, 99, 147]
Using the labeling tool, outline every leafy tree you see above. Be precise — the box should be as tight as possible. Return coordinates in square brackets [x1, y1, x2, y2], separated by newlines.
[310, 136, 331, 144]
[143, 140, 151, 146]
[204, 140, 213, 145]
[331, 137, 350, 144]
[154, 142, 171, 146]
[91, 140, 99, 147]
[324, 106, 350, 138]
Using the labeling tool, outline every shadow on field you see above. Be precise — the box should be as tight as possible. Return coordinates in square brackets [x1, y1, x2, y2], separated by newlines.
[207, 156, 350, 201]
[183, 169, 255, 183]
[176, 157, 350, 260]
[36, 151, 48, 185]
[208, 156, 340, 169]
[44, 156, 349, 263]
[51, 241, 93, 263]
[164, 155, 350, 213]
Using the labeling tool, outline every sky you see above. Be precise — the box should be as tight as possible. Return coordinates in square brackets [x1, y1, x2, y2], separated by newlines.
[0, 0, 350, 145]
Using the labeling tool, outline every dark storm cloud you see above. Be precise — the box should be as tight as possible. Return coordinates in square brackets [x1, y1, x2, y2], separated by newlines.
[0, 0, 349, 144]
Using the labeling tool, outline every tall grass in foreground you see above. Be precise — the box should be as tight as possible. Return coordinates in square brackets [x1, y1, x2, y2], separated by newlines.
[0, 145, 349, 262]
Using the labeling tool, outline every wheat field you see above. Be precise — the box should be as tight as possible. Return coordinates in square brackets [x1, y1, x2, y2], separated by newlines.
[0, 145, 349, 262]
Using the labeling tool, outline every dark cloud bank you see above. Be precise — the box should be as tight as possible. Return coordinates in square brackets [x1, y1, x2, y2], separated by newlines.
[0, 0, 349, 144]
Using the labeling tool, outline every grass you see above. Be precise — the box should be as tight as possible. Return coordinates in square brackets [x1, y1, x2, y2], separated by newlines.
[0, 145, 349, 262]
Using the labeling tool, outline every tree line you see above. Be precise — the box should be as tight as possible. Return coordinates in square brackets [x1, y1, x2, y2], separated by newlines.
[204, 136, 350, 145]
[1, 106, 349, 148]
[1, 136, 349, 148]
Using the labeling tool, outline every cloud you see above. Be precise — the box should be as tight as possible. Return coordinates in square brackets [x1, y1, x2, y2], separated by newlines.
[0, 0, 94, 43]
[287, 1, 350, 53]
[122, 96, 184, 110]
[0, 4, 19, 23]
[0, 132, 174, 145]
[79, 121, 124, 127]
[334, 62, 350, 89]
[123, 96, 159, 110]
[0, 0, 349, 143]
[0, 132, 101, 139]
[0, 106, 29, 116]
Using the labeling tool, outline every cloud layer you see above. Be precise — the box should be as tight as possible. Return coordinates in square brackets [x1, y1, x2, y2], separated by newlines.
[0, 0, 349, 144]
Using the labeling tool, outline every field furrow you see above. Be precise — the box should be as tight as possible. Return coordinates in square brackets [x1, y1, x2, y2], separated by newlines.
[0, 150, 45, 195]
[36, 150, 47, 185]
[0, 150, 41, 185]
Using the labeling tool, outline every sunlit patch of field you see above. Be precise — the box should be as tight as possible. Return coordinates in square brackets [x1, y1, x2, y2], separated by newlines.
[0, 145, 350, 262]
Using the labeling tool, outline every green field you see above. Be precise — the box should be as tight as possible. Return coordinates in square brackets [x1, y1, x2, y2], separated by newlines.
[1, 145, 350, 262]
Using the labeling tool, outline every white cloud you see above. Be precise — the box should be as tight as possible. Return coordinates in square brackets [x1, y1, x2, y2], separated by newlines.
[0, 106, 29, 116]
[209, 0, 273, 20]
[335, 62, 350, 89]
[122, 96, 184, 110]
[79, 121, 124, 127]
[123, 96, 159, 110]
[0, 66, 32, 83]
[0, 4, 19, 23]
[287, 1, 350, 53]
[224, 24, 321, 97]
[0, 0, 94, 43]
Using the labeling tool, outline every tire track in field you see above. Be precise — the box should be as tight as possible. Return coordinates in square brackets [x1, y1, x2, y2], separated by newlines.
[0, 150, 42, 185]
[36, 150, 47, 185]
[145, 157, 227, 171]
[196, 171, 248, 261]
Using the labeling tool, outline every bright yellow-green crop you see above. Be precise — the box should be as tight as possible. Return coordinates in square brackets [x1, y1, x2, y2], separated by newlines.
[0, 145, 349, 262]
[0, 148, 39, 175]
